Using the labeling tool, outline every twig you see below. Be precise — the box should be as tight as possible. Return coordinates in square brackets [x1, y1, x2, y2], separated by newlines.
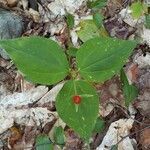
[110, 125, 150, 149]
[109, 101, 150, 126]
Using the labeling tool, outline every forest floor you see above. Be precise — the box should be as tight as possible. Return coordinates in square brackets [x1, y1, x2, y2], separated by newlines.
[0, 0, 150, 150]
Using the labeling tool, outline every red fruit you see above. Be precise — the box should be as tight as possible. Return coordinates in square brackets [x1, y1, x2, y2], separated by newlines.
[72, 95, 81, 104]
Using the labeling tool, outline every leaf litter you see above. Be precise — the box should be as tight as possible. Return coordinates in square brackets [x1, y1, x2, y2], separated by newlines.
[0, 0, 150, 149]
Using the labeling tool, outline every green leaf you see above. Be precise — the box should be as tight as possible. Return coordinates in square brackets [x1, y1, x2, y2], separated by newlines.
[145, 14, 150, 29]
[35, 135, 53, 150]
[130, 1, 146, 19]
[87, 0, 107, 9]
[77, 20, 100, 42]
[93, 12, 104, 28]
[56, 80, 99, 140]
[66, 13, 74, 29]
[93, 117, 105, 133]
[0, 36, 69, 85]
[77, 37, 137, 83]
[111, 145, 118, 150]
[99, 26, 109, 37]
[120, 69, 138, 107]
[53, 126, 65, 146]
[67, 47, 78, 57]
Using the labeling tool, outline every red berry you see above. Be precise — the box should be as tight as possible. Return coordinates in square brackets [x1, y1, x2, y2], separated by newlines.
[72, 95, 81, 104]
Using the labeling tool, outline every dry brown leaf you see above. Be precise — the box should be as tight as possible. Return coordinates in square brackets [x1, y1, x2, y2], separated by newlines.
[96, 77, 123, 117]
[28, 8, 40, 22]
[7, 0, 18, 7]
[126, 63, 139, 84]
[134, 89, 150, 117]
[64, 129, 83, 150]
[140, 128, 150, 149]
[8, 127, 22, 148]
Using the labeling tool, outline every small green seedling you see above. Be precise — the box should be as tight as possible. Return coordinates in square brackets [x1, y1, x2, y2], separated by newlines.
[0, 36, 137, 140]
[35, 135, 53, 150]
[120, 69, 138, 107]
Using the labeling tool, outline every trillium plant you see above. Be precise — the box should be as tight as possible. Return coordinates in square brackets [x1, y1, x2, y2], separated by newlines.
[0, 36, 137, 140]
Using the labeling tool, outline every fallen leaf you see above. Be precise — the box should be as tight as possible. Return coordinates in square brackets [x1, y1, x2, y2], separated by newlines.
[134, 89, 150, 117]
[139, 128, 150, 149]
[134, 53, 150, 68]
[126, 63, 139, 84]
[0, 86, 48, 108]
[9, 127, 22, 148]
[47, 0, 85, 16]
[29, 8, 40, 22]
[141, 28, 150, 47]
[7, 0, 18, 7]
[96, 119, 135, 150]
[0, 107, 56, 134]
[64, 129, 83, 150]
[38, 82, 64, 105]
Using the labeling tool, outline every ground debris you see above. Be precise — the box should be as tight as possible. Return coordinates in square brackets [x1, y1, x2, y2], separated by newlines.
[96, 118, 135, 150]
[96, 76, 124, 117]
[0, 0, 149, 149]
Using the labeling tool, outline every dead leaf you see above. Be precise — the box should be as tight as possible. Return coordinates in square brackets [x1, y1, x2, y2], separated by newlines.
[134, 53, 150, 68]
[126, 63, 139, 84]
[141, 28, 150, 47]
[47, 0, 85, 16]
[96, 119, 135, 150]
[64, 129, 83, 150]
[134, 89, 150, 117]
[0, 86, 48, 108]
[13, 125, 39, 150]
[28, 8, 40, 22]
[7, 0, 18, 7]
[38, 82, 64, 105]
[0, 107, 56, 134]
[104, 16, 135, 39]
[139, 128, 150, 149]
[9, 127, 22, 148]
[96, 77, 123, 117]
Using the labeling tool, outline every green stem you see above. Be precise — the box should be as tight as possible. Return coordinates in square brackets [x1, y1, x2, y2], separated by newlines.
[73, 80, 77, 95]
